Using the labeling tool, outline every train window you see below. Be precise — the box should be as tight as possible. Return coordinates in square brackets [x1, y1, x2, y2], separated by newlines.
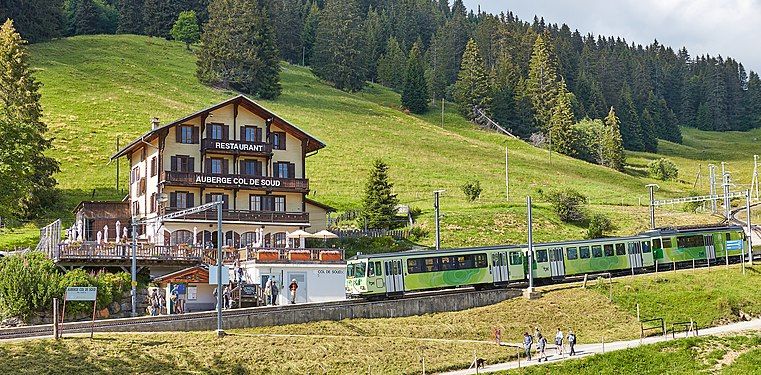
[548, 247, 562, 261]
[510, 252, 522, 265]
[579, 246, 590, 259]
[440, 256, 457, 271]
[676, 235, 703, 248]
[391, 261, 399, 275]
[641, 241, 651, 253]
[347, 264, 355, 278]
[566, 247, 578, 260]
[475, 254, 488, 268]
[368, 264, 375, 277]
[615, 243, 626, 256]
[591, 245, 603, 258]
[407, 259, 421, 274]
[459, 255, 473, 268]
[652, 238, 662, 249]
[375, 262, 382, 276]
[662, 238, 673, 248]
[535, 249, 548, 263]
[604, 244, 614, 257]
[424, 258, 437, 272]
[726, 232, 732, 241]
[355, 262, 366, 277]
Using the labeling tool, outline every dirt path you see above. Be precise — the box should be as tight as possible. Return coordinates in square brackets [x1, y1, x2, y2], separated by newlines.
[440, 318, 761, 374]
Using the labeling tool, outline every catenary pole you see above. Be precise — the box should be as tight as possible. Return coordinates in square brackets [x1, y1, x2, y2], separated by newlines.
[647, 184, 658, 229]
[130, 217, 137, 317]
[505, 145, 509, 201]
[216, 201, 224, 337]
[527, 196, 534, 290]
[709, 164, 717, 214]
[747, 190, 753, 267]
[434, 190, 443, 250]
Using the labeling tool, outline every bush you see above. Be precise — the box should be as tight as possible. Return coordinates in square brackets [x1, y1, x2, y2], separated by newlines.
[408, 225, 429, 242]
[59, 269, 131, 316]
[587, 213, 614, 239]
[0, 252, 60, 320]
[648, 158, 679, 181]
[547, 189, 588, 223]
[461, 180, 482, 202]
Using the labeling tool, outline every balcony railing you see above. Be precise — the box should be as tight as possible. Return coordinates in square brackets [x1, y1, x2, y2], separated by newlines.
[237, 247, 345, 263]
[163, 207, 309, 223]
[162, 171, 309, 193]
[201, 138, 272, 156]
[54, 242, 203, 263]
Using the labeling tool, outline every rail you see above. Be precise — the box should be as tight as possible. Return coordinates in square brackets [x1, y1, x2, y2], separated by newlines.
[640, 317, 665, 339]
[670, 321, 699, 338]
[55, 243, 203, 263]
[238, 247, 344, 263]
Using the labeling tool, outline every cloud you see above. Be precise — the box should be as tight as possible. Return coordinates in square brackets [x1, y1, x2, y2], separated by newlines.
[464, 0, 761, 72]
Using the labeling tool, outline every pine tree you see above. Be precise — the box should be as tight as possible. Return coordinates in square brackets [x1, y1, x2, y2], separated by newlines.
[143, 0, 185, 39]
[171, 10, 200, 50]
[360, 159, 399, 230]
[743, 72, 761, 129]
[617, 85, 644, 151]
[74, 0, 100, 35]
[453, 38, 491, 119]
[527, 33, 560, 132]
[601, 107, 625, 171]
[300, 1, 319, 65]
[118, 0, 144, 34]
[311, 0, 367, 91]
[197, 0, 281, 99]
[363, 7, 384, 81]
[401, 42, 428, 114]
[377, 37, 406, 91]
[0, 0, 64, 42]
[0, 20, 59, 219]
[267, 0, 303, 64]
[548, 79, 576, 156]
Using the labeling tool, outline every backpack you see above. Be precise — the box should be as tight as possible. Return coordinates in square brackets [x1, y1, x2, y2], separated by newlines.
[569, 333, 576, 344]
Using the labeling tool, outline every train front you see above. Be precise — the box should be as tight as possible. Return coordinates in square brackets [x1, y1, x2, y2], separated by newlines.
[345, 259, 368, 298]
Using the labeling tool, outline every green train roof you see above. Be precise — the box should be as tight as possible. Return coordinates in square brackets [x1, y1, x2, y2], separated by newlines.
[348, 225, 744, 261]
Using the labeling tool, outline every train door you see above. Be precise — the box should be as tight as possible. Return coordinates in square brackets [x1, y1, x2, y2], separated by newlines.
[492, 252, 510, 283]
[704, 235, 716, 260]
[549, 247, 565, 278]
[640, 241, 654, 267]
[384, 259, 404, 293]
[628, 242, 643, 268]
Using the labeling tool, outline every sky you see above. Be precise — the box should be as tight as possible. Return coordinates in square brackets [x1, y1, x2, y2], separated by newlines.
[462, 0, 761, 73]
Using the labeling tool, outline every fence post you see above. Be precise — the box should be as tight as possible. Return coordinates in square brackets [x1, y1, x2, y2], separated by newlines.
[52, 298, 59, 340]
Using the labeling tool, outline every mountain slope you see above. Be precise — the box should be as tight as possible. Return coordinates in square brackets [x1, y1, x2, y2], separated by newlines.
[4, 34, 756, 249]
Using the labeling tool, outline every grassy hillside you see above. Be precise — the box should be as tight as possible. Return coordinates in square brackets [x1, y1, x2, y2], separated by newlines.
[2, 34, 758, 249]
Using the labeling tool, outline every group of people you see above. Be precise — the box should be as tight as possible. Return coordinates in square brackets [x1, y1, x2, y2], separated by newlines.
[522, 327, 577, 362]
[263, 276, 300, 305]
[214, 282, 236, 310]
[146, 288, 186, 315]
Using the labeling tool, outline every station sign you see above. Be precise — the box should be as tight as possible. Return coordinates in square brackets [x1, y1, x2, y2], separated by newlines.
[65, 287, 98, 301]
[194, 175, 283, 188]
[726, 239, 743, 251]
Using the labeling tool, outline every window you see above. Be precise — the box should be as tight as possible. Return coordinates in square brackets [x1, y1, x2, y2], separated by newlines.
[241, 160, 262, 176]
[347, 264, 355, 278]
[132, 201, 140, 215]
[566, 247, 578, 260]
[150, 193, 157, 213]
[627, 242, 639, 254]
[535, 249, 548, 263]
[726, 232, 732, 241]
[273, 232, 287, 248]
[170, 230, 194, 246]
[274, 162, 295, 178]
[206, 193, 229, 209]
[240, 232, 258, 247]
[408, 254, 487, 274]
[274, 196, 285, 212]
[676, 235, 704, 248]
[272, 131, 286, 150]
[209, 124, 225, 140]
[250, 195, 285, 212]
[243, 126, 262, 142]
[172, 191, 193, 209]
[368, 263, 376, 277]
[592, 245, 603, 258]
[250, 195, 262, 211]
[210, 159, 223, 174]
[602, 244, 614, 257]
[374, 262, 382, 276]
[641, 241, 651, 253]
[150, 157, 157, 177]
[652, 238, 662, 250]
[509, 251, 522, 265]
[662, 238, 673, 248]
[579, 246, 590, 259]
[177, 125, 197, 144]
[354, 262, 366, 278]
[441, 256, 457, 270]
[615, 243, 626, 256]
[171, 155, 194, 172]
[549, 247, 563, 261]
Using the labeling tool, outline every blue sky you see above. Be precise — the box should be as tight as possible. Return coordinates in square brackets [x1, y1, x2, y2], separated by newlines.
[462, 0, 761, 73]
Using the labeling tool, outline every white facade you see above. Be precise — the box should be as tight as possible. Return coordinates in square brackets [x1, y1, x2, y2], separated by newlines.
[240, 261, 346, 304]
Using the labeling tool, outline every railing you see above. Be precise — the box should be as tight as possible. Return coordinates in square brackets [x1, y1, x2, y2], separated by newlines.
[333, 228, 411, 240]
[55, 242, 203, 262]
[162, 171, 309, 192]
[238, 247, 345, 263]
[164, 208, 309, 223]
[201, 138, 272, 156]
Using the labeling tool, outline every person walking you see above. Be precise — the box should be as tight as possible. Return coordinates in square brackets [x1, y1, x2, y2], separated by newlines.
[222, 285, 230, 310]
[288, 279, 299, 304]
[264, 277, 273, 306]
[537, 333, 548, 362]
[523, 332, 533, 361]
[567, 330, 577, 356]
[555, 328, 564, 356]
[271, 279, 279, 305]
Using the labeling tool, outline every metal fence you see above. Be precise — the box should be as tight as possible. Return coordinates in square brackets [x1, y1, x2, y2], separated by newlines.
[333, 228, 411, 240]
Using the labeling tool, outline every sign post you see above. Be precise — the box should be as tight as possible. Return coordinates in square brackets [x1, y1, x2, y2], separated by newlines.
[63, 287, 98, 339]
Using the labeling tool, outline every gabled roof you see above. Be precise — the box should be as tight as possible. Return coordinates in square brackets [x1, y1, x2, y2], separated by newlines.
[153, 265, 209, 284]
[111, 95, 326, 160]
[304, 197, 336, 212]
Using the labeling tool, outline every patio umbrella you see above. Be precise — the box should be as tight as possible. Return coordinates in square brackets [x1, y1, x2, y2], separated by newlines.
[115, 221, 121, 243]
[287, 230, 312, 248]
[193, 227, 198, 245]
[76, 219, 83, 242]
[103, 225, 109, 243]
[96, 230, 102, 245]
[313, 230, 338, 240]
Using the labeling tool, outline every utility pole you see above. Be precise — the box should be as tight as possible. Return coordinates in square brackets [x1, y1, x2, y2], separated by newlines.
[647, 184, 659, 229]
[524, 196, 538, 299]
[505, 145, 509, 201]
[752, 155, 759, 201]
[434, 190, 444, 250]
[130, 217, 137, 317]
[747, 190, 754, 266]
[693, 164, 702, 189]
[116, 136, 120, 192]
[709, 164, 717, 214]
[723, 172, 731, 221]
[216, 201, 224, 337]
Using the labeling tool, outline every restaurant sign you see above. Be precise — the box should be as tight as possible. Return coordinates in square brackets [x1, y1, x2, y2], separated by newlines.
[195, 175, 283, 188]
[213, 141, 265, 153]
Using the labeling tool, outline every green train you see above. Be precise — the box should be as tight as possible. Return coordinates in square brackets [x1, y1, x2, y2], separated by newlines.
[345, 225, 748, 298]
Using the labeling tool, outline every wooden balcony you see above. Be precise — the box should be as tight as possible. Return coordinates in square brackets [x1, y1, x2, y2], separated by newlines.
[161, 171, 309, 193]
[54, 242, 203, 266]
[163, 208, 309, 224]
[236, 247, 345, 264]
[201, 138, 272, 157]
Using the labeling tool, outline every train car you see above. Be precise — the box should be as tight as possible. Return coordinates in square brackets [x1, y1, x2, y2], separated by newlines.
[646, 225, 746, 266]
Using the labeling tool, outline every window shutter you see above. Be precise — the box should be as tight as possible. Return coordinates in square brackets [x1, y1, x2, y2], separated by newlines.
[240, 126, 246, 141]
[239, 160, 246, 175]
[223, 195, 229, 209]
[288, 163, 295, 179]
[256, 127, 262, 142]
[205, 158, 211, 173]
[187, 193, 194, 208]
[171, 156, 177, 172]
[169, 192, 177, 208]
[256, 161, 262, 176]
[222, 159, 229, 175]
[188, 157, 195, 172]
[192, 127, 199, 143]
[205, 193, 212, 204]
[175, 127, 181, 143]
[222, 125, 229, 140]
[206, 124, 212, 139]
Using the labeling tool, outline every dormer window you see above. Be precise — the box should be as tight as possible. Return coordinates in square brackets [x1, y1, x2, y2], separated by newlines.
[271, 131, 286, 150]
[209, 123, 227, 140]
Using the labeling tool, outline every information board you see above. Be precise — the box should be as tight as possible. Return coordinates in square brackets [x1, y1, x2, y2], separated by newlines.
[208, 265, 230, 285]
[65, 287, 97, 301]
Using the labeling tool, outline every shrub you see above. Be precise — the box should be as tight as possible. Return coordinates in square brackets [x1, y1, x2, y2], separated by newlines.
[587, 213, 614, 239]
[60, 269, 131, 316]
[461, 180, 482, 202]
[408, 225, 429, 242]
[547, 189, 587, 222]
[648, 158, 679, 181]
[0, 252, 60, 320]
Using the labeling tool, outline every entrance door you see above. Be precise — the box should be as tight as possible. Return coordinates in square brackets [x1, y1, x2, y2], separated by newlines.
[549, 247, 565, 278]
[286, 272, 307, 303]
[628, 242, 643, 268]
[492, 252, 510, 283]
[384, 259, 404, 293]
[704, 235, 716, 260]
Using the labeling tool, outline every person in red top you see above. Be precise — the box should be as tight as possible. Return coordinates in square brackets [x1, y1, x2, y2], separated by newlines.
[288, 279, 299, 304]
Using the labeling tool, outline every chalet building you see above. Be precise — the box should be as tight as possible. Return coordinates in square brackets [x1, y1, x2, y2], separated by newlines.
[111, 95, 334, 249]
